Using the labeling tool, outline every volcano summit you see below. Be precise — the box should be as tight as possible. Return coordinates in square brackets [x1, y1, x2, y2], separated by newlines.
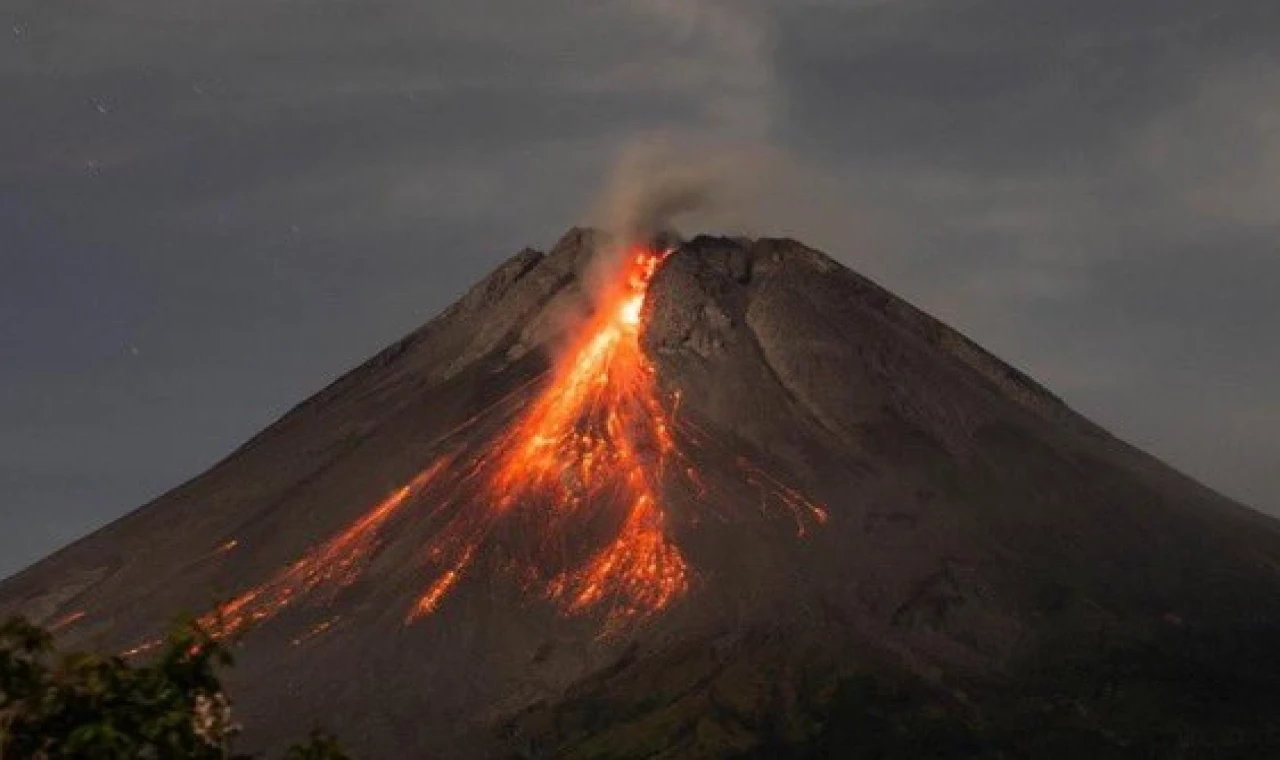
[4, 229, 1280, 758]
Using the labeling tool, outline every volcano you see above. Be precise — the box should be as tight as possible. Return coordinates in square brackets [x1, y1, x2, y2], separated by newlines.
[4, 229, 1280, 758]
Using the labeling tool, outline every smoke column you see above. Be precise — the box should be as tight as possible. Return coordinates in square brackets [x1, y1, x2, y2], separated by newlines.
[584, 0, 792, 283]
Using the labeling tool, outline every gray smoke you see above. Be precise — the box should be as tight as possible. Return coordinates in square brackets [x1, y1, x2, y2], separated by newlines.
[591, 137, 717, 247]
[580, 2, 804, 294]
[584, 2, 804, 255]
[599, 129, 807, 235]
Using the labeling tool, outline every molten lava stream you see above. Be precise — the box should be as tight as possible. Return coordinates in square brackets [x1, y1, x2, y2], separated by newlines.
[409, 246, 689, 625]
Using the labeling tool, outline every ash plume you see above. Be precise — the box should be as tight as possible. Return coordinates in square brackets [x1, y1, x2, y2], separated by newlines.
[584, 136, 786, 294]
[591, 137, 718, 249]
[581, 1, 805, 288]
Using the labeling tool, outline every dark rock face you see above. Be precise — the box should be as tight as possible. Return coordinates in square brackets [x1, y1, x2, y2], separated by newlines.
[4, 230, 1280, 758]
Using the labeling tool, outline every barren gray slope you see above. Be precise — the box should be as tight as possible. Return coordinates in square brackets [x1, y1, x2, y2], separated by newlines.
[4, 230, 1280, 758]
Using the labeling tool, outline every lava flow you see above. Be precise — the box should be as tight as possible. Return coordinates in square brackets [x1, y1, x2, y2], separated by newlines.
[144, 243, 827, 643]
[435, 248, 688, 625]
[397, 247, 689, 629]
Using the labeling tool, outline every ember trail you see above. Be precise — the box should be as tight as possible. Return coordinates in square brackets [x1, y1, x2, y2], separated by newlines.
[197, 244, 826, 639]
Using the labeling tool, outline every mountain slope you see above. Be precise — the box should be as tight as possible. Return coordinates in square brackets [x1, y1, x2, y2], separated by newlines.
[4, 229, 1280, 758]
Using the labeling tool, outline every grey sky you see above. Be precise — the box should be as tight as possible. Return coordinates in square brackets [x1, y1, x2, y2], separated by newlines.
[2, 0, 1277, 577]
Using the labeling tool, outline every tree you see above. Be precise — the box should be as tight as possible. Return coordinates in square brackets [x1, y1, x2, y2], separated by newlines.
[0, 616, 351, 759]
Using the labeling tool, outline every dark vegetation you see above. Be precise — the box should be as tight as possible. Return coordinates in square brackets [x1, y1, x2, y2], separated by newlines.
[0, 616, 351, 759]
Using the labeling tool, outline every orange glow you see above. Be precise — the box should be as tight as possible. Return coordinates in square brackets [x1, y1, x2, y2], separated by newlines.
[552, 494, 687, 627]
[119, 242, 829, 651]
[291, 615, 341, 647]
[49, 610, 86, 632]
[200, 459, 451, 638]
[409, 546, 475, 619]
[411, 248, 687, 622]
[738, 458, 830, 536]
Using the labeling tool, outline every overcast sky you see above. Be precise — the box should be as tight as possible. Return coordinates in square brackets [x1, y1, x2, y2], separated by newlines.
[2, 0, 1278, 577]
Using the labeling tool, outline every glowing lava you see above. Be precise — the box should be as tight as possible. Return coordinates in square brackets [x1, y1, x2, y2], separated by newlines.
[202, 460, 453, 638]
[417, 248, 689, 627]
[114, 243, 827, 649]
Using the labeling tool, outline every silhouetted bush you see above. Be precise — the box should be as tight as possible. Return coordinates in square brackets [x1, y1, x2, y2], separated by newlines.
[0, 616, 352, 759]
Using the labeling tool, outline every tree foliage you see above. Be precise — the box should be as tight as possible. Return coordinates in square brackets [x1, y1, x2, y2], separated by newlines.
[0, 616, 351, 759]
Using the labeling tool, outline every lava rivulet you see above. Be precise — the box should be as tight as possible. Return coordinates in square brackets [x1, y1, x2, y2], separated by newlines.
[113, 244, 827, 648]
[202, 459, 454, 638]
